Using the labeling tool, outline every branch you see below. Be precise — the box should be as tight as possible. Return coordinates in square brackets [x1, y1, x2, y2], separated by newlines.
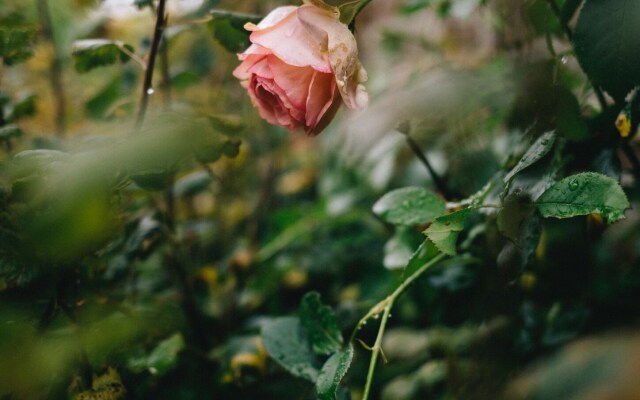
[404, 134, 452, 199]
[355, 253, 447, 400]
[134, 0, 168, 130]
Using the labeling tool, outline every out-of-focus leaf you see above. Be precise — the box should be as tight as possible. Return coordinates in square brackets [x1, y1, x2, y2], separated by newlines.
[497, 194, 526, 242]
[504, 131, 556, 183]
[424, 209, 471, 256]
[384, 227, 420, 270]
[209, 114, 245, 134]
[0, 24, 36, 66]
[76, 367, 126, 400]
[536, 172, 630, 223]
[6, 94, 36, 122]
[208, 10, 261, 53]
[561, 0, 582, 26]
[262, 317, 319, 382]
[300, 292, 343, 355]
[0, 125, 23, 141]
[133, 0, 154, 10]
[403, 238, 440, 278]
[72, 39, 135, 73]
[373, 187, 446, 226]
[573, 0, 640, 101]
[173, 171, 213, 198]
[131, 169, 173, 192]
[128, 333, 185, 376]
[316, 344, 353, 400]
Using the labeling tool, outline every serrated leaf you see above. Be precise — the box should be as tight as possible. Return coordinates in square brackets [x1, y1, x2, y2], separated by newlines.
[536, 172, 630, 223]
[424, 209, 471, 256]
[504, 131, 556, 183]
[262, 317, 320, 382]
[72, 39, 135, 73]
[573, 0, 640, 101]
[373, 187, 446, 226]
[316, 344, 353, 400]
[209, 10, 261, 53]
[300, 292, 343, 355]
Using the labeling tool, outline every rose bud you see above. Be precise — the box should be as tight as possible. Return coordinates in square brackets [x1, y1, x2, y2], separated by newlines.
[233, 3, 368, 136]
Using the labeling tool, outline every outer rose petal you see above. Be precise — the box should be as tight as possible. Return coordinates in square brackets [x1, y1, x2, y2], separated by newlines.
[267, 56, 315, 110]
[296, 4, 368, 110]
[305, 71, 336, 130]
[249, 9, 332, 73]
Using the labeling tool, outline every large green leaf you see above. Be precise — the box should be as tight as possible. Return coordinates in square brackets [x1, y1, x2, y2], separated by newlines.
[504, 131, 556, 183]
[424, 209, 471, 256]
[536, 172, 630, 223]
[373, 187, 446, 226]
[262, 317, 319, 382]
[316, 344, 353, 400]
[573, 0, 640, 101]
[300, 292, 343, 355]
[72, 39, 135, 73]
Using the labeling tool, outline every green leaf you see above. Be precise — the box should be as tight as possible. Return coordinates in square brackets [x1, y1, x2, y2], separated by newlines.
[300, 292, 343, 355]
[504, 131, 556, 183]
[497, 194, 526, 242]
[403, 238, 440, 278]
[384, 227, 420, 270]
[6, 94, 36, 122]
[72, 39, 135, 73]
[133, 0, 154, 9]
[424, 209, 471, 256]
[146, 334, 185, 376]
[373, 187, 446, 226]
[316, 344, 353, 400]
[0, 125, 23, 141]
[536, 172, 630, 223]
[130, 169, 173, 192]
[209, 10, 261, 53]
[173, 171, 212, 198]
[573, 0, 640, 101]
[262, 317, 320, 382]
[0, 24, 36, 66]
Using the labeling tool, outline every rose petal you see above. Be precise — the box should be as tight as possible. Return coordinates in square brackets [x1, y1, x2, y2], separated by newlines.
[304, 71, 336, 129]
[296, 4, 368, 110]
[267, 56, 315, 110]
[249, 9, 331, 73]
[250, 78, 299, 131]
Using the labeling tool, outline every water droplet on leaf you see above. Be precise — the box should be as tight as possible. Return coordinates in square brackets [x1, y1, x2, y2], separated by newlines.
[147, 88, 155, 95]
[568, 180, 579, 191]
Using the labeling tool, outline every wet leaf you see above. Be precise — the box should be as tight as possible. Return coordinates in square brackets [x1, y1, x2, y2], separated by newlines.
[300, 292, 343, 355]
[536, 172, 630, 223]
[504, 131, 556, 183]
[373, 187, 446, 226]
[72, 39, 135, 73]
[424, 209, 471, 256]
[262, 317, 319, 382]
[316, 344, 353, 400]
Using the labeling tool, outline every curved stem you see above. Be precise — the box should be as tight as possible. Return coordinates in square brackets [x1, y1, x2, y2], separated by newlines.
[356, 252, 446, 400]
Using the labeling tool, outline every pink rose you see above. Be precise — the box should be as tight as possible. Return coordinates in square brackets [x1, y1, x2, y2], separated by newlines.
[233, 3, 368, 136]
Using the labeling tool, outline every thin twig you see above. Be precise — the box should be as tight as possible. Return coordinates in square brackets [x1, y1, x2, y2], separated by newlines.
[36, 0, 66, 136]
[159, 40, 172, 110]
[404, 134, 452, 199]
[134, 0, 168, 130]
[356, 253, 447, 400]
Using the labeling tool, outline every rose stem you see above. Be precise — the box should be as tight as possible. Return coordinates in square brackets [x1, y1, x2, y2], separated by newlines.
[36, 0, 66, 137]
[134, 0, 167, 131]
[404, 134, 452, 199]
[359, 253, 447, 400]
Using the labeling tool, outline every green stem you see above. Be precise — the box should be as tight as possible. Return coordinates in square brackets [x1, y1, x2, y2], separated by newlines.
[356, 252, 446, 400]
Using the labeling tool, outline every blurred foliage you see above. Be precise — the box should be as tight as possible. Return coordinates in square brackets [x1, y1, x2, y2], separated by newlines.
[0, 0, 639, 399]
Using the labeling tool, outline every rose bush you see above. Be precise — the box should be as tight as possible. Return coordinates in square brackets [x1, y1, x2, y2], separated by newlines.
[233, 3, 368, 135]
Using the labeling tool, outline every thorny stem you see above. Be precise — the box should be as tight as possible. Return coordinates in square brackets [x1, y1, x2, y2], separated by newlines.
[135, 0, 168, 130]
[355, 253, 447, 400]
[404, 134, 452, 199]
[36, 0, 66, 136]
[159, 41, 172, 110]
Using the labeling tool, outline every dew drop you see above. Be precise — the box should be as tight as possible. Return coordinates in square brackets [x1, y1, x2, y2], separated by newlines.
[561, 56, 569, 64]
[568, 180, 579, 191]
[147, 88, 155, 95]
